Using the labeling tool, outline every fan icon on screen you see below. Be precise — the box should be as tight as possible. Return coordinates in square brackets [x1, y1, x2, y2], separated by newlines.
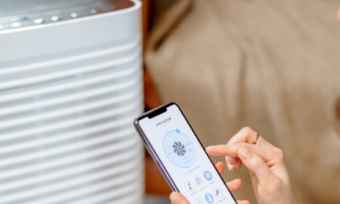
[173, 142, 186, 156]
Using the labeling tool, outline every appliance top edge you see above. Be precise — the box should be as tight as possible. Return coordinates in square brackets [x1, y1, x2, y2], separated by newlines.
[0, 0, 141, 35]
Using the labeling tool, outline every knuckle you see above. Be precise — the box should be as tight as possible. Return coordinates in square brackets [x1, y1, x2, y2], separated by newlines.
[239, 143, 247, 148]
[250, 156, 263, 169]
[228, 156, 236, 164]
[241, 127, 254, 135]
[273, 147, 284, 160]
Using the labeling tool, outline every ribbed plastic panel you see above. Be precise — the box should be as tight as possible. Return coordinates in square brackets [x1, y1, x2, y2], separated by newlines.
[0, 0, 144, 203]
[0, 0, 99, 16]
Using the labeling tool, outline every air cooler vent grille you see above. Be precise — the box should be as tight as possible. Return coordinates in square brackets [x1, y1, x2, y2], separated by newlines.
[0, 31, 144, 204]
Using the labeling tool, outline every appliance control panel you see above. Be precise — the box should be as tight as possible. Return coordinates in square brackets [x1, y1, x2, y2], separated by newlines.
[0, 0, 134, 31]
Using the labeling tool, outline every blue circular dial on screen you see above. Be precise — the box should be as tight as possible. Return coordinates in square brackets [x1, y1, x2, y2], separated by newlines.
[163, 129, 196, 168]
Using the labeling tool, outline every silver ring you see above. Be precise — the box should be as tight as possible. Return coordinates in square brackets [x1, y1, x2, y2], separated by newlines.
[255, 133, 260, 144]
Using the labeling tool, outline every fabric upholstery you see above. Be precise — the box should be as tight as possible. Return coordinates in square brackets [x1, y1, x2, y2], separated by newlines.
[145, 0, 340, 203]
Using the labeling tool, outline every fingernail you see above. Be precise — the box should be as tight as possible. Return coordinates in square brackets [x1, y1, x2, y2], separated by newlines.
[227, 162, 235, 171]
[239, 148, 251, 159]
[170, 192, 181, 202]
[206, 146, 214, 151]
[234, 162, 240, 169]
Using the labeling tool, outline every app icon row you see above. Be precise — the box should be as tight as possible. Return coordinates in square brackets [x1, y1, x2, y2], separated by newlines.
[184, 171, 213, 192]
[184, 176, 204, 191]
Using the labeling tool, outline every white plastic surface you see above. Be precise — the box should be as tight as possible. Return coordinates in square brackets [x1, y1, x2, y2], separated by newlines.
[0, 1, 144, 203]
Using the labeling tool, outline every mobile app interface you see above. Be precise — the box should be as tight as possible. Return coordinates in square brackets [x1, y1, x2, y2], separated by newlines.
[139, 105, 236, 204]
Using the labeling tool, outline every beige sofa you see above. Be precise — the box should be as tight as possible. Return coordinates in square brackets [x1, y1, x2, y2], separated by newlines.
[145, 0, 340, 203]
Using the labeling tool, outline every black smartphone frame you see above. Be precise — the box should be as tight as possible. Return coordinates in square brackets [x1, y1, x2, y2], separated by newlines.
[134, 102, 237, 203]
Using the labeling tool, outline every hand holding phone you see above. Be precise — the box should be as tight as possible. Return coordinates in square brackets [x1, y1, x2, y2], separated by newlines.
[135, 103, 238, 203]
[169, 127, 299, 204]
[169, 161, 249, 204]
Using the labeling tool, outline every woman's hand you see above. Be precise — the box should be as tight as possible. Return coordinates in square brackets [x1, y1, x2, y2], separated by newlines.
[206, 127, 299, 204]
[170, 162, 249, 204]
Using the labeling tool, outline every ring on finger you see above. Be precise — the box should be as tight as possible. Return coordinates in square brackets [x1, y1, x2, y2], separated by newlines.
[254, 133, 260, 145]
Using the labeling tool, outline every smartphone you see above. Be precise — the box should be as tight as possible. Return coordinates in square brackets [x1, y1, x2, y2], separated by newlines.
[134, 102, 237, 204]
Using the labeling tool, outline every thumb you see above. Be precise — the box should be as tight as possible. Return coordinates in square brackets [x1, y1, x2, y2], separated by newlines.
[170, 192, 190, 204]
[238, 147, 275, 185]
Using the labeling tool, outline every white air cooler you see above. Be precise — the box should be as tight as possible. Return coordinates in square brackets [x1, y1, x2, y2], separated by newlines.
[0, 0, 144, 203]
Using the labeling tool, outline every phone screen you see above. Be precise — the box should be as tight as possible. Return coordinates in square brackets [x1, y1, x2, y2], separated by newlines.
[138, 104, 237, 204]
